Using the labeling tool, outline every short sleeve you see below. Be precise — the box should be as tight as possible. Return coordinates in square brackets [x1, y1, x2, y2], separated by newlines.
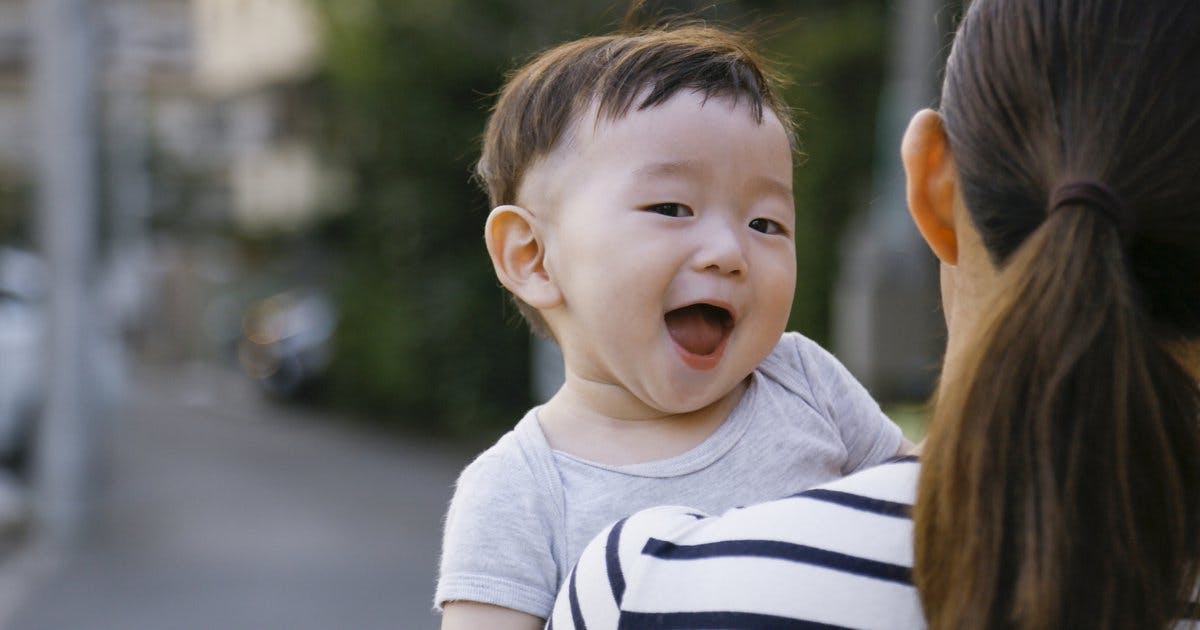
[435, 440, 561, 618]
[788, 334, 903, 473]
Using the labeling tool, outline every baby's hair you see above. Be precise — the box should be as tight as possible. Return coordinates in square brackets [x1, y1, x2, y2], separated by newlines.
[478, 22, 795, 338]
[914, 1, 1200, 628]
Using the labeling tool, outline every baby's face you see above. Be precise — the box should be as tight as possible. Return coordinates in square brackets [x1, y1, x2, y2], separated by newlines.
[524, 89, 796, 414]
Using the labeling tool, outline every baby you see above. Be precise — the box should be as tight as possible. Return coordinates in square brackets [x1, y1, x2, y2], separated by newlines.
[436, 24, 908, 629]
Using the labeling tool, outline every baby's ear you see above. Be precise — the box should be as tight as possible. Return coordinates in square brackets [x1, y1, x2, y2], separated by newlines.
[901, 109, 960, 265]
[484, 205, 562, 309]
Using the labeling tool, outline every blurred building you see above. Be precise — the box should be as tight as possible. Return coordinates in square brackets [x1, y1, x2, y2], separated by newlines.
[192, 0, 339, 236]
[0, 0, 334, 236]
[0, 0, 339, 410]
[193, 0, 319, 96]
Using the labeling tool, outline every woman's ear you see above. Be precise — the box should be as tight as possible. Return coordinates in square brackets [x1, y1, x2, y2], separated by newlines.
[484, 205, 562, 309]
[901, 109, 960, 265]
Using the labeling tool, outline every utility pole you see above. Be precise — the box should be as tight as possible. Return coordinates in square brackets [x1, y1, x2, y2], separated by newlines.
[32, 0, 99, 545]
[832, 0, 946, 401]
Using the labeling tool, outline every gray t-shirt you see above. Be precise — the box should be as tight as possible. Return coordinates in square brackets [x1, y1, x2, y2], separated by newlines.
[435, 332, 903, 619]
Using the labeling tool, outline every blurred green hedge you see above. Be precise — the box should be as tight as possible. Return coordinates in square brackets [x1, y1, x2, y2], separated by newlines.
[310, 0, 888, 437]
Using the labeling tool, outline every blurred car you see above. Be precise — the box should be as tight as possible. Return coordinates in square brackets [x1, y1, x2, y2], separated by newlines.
[237, 288, 335, 397]
[0, 247, 45, 473]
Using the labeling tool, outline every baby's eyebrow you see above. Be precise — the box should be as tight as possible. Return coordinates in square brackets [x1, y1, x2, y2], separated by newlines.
[631, 160, 705, 180]
[631, 161, 792, 202]
[751, 176, 794, 202]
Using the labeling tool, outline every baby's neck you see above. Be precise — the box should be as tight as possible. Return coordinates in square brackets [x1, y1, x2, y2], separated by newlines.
[537, 378, 749, 466]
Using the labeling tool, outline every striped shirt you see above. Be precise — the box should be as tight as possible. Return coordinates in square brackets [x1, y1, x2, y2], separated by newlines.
[547, 457, 923, 629]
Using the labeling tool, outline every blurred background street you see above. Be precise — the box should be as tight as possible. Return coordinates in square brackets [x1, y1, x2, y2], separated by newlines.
[0, 0, 958, 627]
[4, 361, 466, 630]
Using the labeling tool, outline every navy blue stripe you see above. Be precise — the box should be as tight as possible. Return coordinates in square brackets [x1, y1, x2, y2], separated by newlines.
[606, 518, 628, 606]
[641, 538, 912, 585]
[617, 610, 853, 629]
[568, 567, 587, 630]
[889, 454, 920, 464]
[796, 488, 912, 519]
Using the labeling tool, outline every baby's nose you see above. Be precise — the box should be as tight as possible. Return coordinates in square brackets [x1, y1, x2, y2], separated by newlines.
[693, 226, 746, 275]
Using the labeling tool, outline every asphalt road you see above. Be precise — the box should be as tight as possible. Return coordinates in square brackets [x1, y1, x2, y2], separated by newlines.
[4, 363, 476, 630]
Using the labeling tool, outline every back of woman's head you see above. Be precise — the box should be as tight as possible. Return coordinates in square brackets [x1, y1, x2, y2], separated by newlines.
[914, 1, 1200, 628]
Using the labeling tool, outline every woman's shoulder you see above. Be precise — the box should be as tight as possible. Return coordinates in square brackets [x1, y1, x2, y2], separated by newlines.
[551, 459, 925, 629]
[662, 457, 919, 553]
[810, 455, 921, 504]
[618, 457, 920, 548]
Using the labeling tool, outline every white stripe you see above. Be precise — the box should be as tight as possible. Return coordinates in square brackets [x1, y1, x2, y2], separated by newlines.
[572, 522, 621, 628]
[548, 592, 572, 629]
[639, 494, 915, 569]
[620, 554, 922, 629]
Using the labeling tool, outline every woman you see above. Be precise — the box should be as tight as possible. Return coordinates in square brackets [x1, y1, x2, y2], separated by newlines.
[547, 0, 1200, 627]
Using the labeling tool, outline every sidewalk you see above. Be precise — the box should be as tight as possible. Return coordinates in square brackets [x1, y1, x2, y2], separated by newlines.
[2, 362, 472, 630]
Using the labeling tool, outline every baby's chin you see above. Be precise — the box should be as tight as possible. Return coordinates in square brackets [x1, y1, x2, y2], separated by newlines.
[635, 372, 747, 416]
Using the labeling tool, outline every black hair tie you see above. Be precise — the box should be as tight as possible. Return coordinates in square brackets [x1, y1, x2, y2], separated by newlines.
[1049, 181, 1132, 235]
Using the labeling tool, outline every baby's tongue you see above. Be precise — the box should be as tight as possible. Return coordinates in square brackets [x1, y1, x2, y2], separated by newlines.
[665, 305, 727, 356]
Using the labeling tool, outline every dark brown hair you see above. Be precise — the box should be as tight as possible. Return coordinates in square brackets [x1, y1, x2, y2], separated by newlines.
[478, 23, 795, 337]
[914, 1, 1200, 628]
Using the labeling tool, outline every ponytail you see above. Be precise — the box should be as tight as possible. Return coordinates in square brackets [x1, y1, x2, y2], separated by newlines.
[913, 209, 1200, 629]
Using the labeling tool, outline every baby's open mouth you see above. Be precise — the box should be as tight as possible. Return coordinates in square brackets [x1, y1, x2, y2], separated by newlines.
[665, 303, 734, 356]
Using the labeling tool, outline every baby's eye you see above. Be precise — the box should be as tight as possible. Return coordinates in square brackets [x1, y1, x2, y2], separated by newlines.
[645, 203, 693, 218]
[749, 218, 786, 235]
